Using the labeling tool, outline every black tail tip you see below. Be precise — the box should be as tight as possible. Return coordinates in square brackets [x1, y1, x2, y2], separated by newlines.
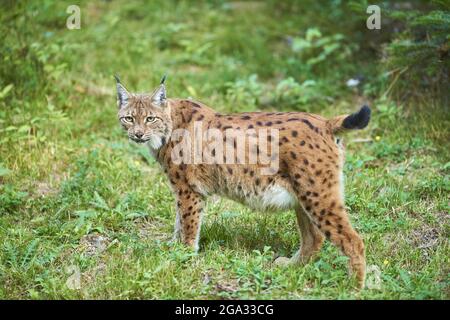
[342, 105, 371, 130]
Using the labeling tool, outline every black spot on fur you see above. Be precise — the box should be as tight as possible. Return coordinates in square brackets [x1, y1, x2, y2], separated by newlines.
[301, 119, 315, 130]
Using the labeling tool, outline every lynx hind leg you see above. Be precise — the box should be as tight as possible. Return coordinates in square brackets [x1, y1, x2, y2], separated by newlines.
[288, 162, 366, 288]
[294, 207, 324, 263]
[297, 188, 366, 288]
[274, 205, 324, 266]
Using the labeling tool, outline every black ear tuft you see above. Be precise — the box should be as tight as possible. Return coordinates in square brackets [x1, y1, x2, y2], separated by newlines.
[114, 74, 121, 83]
[342, 105, 371, 129]
[160, 74, 167, 85]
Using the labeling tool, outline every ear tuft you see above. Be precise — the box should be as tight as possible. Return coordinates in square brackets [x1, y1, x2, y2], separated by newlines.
[114, 74, 129, 108]
[160, 74, 167, 85]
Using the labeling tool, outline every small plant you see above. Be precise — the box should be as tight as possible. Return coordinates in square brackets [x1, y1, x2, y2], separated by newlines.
[225, 74, 263, 111]
[0, 184, 28, 215]
[290, 28, 356, 71]
[273, 77, 322, 110]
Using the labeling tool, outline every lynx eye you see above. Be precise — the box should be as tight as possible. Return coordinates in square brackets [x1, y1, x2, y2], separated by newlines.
[146, 116, 157, 123]
[123, 116, 134, 123]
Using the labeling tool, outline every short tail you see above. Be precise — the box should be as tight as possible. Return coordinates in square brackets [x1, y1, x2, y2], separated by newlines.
[328, 105, 371, 134]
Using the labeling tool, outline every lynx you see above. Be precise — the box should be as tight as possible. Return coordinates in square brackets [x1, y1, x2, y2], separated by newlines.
[115, 76, 371, 288]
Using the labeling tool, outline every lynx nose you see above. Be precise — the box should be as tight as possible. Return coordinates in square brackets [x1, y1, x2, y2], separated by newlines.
[135, 132, 143, 139]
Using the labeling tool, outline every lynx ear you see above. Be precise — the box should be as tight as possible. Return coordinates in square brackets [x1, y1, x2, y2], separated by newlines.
[152, 76, 167, 106]
[114, 75, 129, 108]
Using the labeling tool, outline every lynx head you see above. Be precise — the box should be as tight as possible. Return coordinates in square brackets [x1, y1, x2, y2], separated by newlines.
[115, 75, 172, 149]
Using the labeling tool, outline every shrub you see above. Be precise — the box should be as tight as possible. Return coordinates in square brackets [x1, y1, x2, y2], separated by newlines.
[384, 8, 450, 100]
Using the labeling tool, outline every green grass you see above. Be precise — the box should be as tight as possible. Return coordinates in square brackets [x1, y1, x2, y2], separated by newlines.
[0, 0, 449, 299]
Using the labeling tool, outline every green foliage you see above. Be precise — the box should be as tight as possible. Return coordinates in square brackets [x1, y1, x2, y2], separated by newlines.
[385, 9, 450, 98]
[0, 184, 28, 215]
[225, 75, 263, 112]
[290, 28, 356, 70]
[273, 78, 324, 110]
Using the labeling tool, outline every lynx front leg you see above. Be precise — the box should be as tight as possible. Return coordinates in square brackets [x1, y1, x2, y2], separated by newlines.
[175, 191, 204, 252]
[171, 210, 181, 242]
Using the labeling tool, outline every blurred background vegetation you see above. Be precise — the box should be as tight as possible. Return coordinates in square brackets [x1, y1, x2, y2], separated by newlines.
[0, 0, 448, 299]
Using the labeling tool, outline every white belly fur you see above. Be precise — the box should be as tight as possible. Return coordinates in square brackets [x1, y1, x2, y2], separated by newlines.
[244, 184, 298, 211]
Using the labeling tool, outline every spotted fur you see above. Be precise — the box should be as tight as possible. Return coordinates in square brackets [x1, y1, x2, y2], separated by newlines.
[116, 78, 371, 288]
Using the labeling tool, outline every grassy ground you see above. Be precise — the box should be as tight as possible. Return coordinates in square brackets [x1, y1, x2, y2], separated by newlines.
[0, 1, 448, 299]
